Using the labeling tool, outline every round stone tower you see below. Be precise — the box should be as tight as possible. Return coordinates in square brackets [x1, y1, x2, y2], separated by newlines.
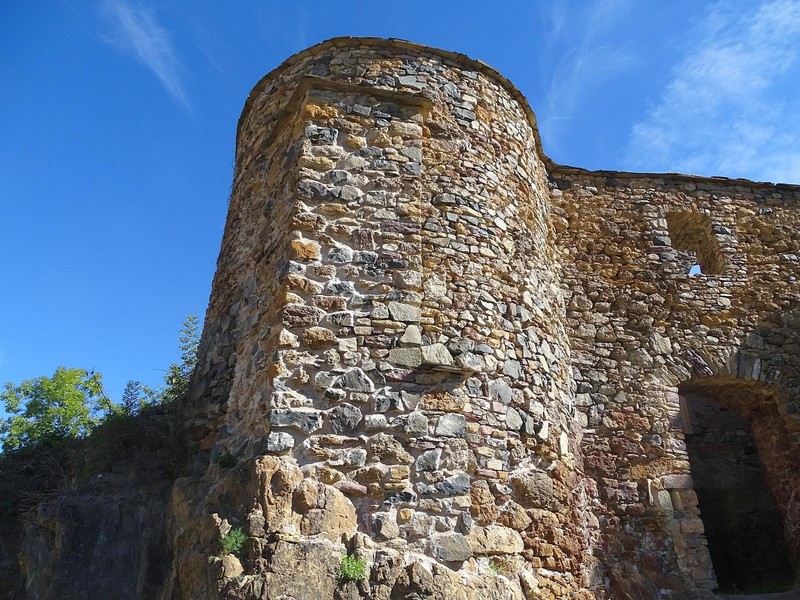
[168, 37, 593, 599]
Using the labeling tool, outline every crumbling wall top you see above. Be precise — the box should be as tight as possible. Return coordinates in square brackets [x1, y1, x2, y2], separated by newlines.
[237, 36, 549, 163]
[241, 37, 800, 196]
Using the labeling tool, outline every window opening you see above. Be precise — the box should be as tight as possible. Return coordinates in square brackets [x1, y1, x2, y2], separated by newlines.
[665, 212, 726, 275]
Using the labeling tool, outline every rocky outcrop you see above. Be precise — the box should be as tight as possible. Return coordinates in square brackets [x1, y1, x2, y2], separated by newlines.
[158, 455, 558, 600]
[0, 444, 173, 600]
[0, 408, 179, 600]
[21, 475, 170, 600]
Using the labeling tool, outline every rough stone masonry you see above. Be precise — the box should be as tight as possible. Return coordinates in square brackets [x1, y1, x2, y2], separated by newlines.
[164, 37, 800, 599]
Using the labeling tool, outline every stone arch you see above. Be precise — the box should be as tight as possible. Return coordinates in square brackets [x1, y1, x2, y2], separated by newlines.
[678, 344, 800, 448]
[668, 356, 800, 593]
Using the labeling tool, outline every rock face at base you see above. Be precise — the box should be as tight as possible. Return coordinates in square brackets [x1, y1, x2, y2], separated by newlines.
[7, 37, 800, 600]
[161, 455, 552, 600]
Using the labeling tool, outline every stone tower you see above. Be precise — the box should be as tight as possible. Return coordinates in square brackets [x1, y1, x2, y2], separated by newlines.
[164, 38, 800, 599]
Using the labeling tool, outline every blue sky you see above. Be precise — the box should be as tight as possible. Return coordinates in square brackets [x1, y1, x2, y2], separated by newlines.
[2, 0, 799, 402]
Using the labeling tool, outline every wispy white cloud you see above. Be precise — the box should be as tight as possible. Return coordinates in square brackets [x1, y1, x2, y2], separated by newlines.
[187, 20, 228, 80]
[100, 0, 194, 115]
[538, 0, 639, 150]
[626, 0, 800, 182]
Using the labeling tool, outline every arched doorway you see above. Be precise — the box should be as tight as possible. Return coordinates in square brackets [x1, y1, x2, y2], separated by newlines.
[680, 379, 796, 594]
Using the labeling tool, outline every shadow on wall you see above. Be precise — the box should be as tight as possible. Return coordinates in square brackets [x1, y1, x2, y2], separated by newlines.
[677, 310, 800, 593]
[680, 379, 795, 594]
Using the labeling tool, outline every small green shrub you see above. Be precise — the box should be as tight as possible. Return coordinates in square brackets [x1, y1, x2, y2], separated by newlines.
[217, 451, 236, 469]
[339, 553, 367, 582]
[220, 527, 247, 557]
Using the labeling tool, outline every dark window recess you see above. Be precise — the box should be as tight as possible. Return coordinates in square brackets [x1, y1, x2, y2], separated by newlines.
[665, 212, 726, 275]
[682, 390, 794, 594]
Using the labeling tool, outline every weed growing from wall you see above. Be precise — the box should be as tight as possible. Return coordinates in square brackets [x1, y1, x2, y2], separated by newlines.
[220, 527, 246, 557]
[339, 554, 366, 582]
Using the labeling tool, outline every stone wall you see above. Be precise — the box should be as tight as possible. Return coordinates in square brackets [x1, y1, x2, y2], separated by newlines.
[551, 167, 800, 597]
[167, 37, 800, 600]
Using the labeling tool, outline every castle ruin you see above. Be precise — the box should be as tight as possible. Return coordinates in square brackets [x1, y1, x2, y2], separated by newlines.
[162, 37, 800, 599]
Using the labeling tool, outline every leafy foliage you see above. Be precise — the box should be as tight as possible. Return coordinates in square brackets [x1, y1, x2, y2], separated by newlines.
[339, 554, 367, 582]
[163, 314, 200, 403]
[121, 380, 145, 415]
[0, 315, 200, 458]
[141, 315, 200, 406]
[0, 368, 114, 451]
[220, 527, 246, 556]
[82, 405, 184, 476]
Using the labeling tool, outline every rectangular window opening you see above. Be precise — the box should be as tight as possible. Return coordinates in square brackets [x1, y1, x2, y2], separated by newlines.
[665, 212, 726, 275]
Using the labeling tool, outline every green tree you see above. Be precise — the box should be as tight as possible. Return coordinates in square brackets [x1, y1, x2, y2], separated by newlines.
[164, 314, 200, 403]
[120, 380, 145, 415]
[0, 367, 114, 451]
[143, 315, 200, 405]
